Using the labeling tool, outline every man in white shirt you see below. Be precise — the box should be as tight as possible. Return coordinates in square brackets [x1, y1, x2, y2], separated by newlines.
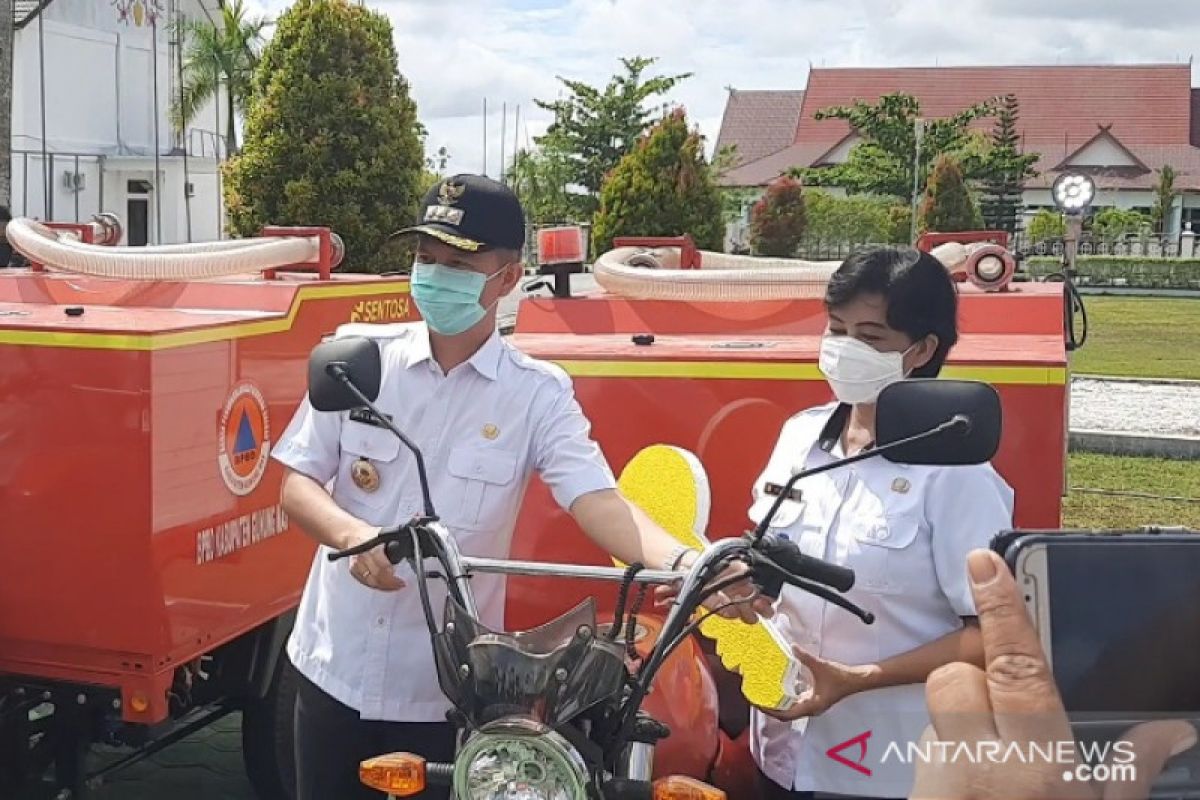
[272, 174, 758, 799]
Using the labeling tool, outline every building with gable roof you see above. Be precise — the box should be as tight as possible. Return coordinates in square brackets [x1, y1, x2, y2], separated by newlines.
[716, 64, 1200, 247]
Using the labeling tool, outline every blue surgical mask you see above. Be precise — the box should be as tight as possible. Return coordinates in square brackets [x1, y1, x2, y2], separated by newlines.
[410, 261, 504, 335]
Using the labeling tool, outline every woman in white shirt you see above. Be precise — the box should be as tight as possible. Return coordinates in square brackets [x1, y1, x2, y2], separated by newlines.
[748, 246, 1015, 799]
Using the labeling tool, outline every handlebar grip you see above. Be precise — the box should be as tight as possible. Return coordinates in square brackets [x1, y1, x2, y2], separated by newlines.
[383, 539, 408, 565]
[760, 534, 855, 592]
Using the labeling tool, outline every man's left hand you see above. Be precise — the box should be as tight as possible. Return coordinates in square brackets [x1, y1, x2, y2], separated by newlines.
[757, 645, 872, 721]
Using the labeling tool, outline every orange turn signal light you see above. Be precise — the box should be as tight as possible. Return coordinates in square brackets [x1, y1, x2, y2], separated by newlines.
[359, 752, 426, 796]
[652, 775, 726, 800]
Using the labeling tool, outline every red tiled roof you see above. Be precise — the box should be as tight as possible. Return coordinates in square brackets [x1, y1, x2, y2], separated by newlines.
[795, 64, 1195, 150]
[718, 142, 831, 187]
[713, 89, 806, 168]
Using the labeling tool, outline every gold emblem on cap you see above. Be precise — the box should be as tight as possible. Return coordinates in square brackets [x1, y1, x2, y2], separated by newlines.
[482, 423, 499, 440]
[891, 477, 911, 494]
[438, 180, 466, 205]
[351, 457, 381, 493]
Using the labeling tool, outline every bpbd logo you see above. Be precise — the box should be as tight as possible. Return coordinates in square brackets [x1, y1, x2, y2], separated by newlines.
[218, 381, 271, 496]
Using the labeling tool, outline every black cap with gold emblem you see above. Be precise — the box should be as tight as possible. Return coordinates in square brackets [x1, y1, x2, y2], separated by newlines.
[392, 173, 526, 253]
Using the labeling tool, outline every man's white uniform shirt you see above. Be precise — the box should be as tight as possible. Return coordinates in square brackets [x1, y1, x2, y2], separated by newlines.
[271, 323, 617, 722]
[749, 402, 1015, 798]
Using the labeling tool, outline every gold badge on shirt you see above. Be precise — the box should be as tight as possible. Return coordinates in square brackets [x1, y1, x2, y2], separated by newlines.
[351, 457, 381, 493]
[482, 423, 500, 440]
[891, 477, 911, 494]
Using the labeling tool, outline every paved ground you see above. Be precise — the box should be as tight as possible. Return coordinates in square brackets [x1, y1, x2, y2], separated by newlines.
[88, 714, 255, 800]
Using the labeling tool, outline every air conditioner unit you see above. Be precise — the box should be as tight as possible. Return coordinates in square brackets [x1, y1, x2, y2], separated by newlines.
[62, 171, 86, 192]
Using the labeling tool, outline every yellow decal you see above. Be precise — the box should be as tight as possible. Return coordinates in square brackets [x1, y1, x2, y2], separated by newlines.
[350, 296, 413, 324]
[616, 444, 801, 712]
[550, 360, 1066, 386]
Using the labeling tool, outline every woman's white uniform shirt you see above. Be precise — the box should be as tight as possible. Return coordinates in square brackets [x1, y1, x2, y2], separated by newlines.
[750, 401, 1015, 798]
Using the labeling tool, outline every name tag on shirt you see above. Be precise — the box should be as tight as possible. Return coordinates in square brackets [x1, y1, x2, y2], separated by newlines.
[348, 408, 393, 429]
[763, 482, 802, 503]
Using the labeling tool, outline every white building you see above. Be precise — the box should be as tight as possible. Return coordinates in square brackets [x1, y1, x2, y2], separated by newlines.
[9, 0, 230, 245]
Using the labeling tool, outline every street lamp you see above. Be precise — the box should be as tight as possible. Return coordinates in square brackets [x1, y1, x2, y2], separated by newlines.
[1051, 172, 1096, 215]
[1049, 171, 1094, 354]
[1051, 172, 1095, 280]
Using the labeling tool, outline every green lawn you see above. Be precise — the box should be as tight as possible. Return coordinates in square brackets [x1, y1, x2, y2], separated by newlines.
[1071, 296, 1200, 379]
[1063, 452, 1200, 529]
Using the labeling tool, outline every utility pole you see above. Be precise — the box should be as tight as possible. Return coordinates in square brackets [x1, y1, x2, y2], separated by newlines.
[909, 117, 924, 243]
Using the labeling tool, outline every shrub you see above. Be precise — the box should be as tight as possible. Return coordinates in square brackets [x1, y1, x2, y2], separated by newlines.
[591, 108, 724, 254]
[749, 176, 806, 256]
[222, 0, 425, 272]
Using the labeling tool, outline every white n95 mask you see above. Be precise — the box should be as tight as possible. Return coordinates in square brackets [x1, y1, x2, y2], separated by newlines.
[818, 335, 914, 405]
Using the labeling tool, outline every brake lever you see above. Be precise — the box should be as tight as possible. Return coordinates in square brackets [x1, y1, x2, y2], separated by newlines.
[326, 517, 437, 563]
[326, 530, 401, 562]
[751, 552, 875, 625]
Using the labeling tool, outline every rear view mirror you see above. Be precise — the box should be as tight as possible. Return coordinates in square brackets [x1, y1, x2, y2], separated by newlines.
[308, 336, 382, 412]
[876, 379, 1001, 465]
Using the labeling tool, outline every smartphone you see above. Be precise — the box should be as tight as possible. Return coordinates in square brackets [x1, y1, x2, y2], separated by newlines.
[993, 530, 1200, 719]
[992, 530, 1200, 796]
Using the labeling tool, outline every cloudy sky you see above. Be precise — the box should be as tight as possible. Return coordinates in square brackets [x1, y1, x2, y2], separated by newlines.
[243, 0, 1200, 176]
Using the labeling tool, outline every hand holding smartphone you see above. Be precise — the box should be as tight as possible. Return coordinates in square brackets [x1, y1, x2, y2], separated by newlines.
[992, 528, 1200, 796]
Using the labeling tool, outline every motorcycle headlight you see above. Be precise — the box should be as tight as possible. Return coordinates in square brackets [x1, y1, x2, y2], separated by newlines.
[453, 717, 588, 800]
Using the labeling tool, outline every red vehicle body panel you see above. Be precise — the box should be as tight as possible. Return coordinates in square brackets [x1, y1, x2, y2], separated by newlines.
[0, 270, 419, 724]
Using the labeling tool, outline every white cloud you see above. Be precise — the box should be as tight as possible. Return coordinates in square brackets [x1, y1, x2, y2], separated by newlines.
[245, 0, 1200, 179]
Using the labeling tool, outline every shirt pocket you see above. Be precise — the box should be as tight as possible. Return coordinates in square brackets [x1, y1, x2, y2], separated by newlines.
[446, 445, 520, 531]
[847, 513, 922, 596]
[747, 492, 805, 538]
[334, 423, 403, 512]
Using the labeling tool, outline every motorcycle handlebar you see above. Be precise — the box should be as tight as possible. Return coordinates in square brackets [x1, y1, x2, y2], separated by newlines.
[327, 524, 868, 615]
[757, 534, 855, 593]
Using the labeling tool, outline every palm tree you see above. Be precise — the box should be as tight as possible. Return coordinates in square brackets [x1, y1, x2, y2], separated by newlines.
[171, 0, 268, 155]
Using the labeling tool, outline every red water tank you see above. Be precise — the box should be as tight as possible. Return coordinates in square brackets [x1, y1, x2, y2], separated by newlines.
[536, 226, 586, 265]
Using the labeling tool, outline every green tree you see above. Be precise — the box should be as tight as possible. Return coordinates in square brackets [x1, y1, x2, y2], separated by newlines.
[1090, 208, 1151, 241]
[977, 94, 1040, 233]
[534, 56, 691, 217]
[919, 155, 982, 233]
[1151, 165, 1177, 233]
[171, 0, 269, 153]
[591, 109, 724, 254]
[793, 92, 1003, 199]
[749, 177, 806, 256]
[803, 190, 910, 244]
[506, 131, 586, 225]
[223, 0, 425, 273]
[1027, 209, 1065, 243]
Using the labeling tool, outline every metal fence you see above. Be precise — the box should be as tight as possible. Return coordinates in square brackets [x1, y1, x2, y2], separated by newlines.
[792, 239, 901, 260]
[9, 150, 106, 222]
[1011, 231, 1186, 259]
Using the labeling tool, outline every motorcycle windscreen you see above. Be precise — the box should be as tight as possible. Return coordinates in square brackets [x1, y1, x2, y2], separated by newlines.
[433, 596, 627, 728]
